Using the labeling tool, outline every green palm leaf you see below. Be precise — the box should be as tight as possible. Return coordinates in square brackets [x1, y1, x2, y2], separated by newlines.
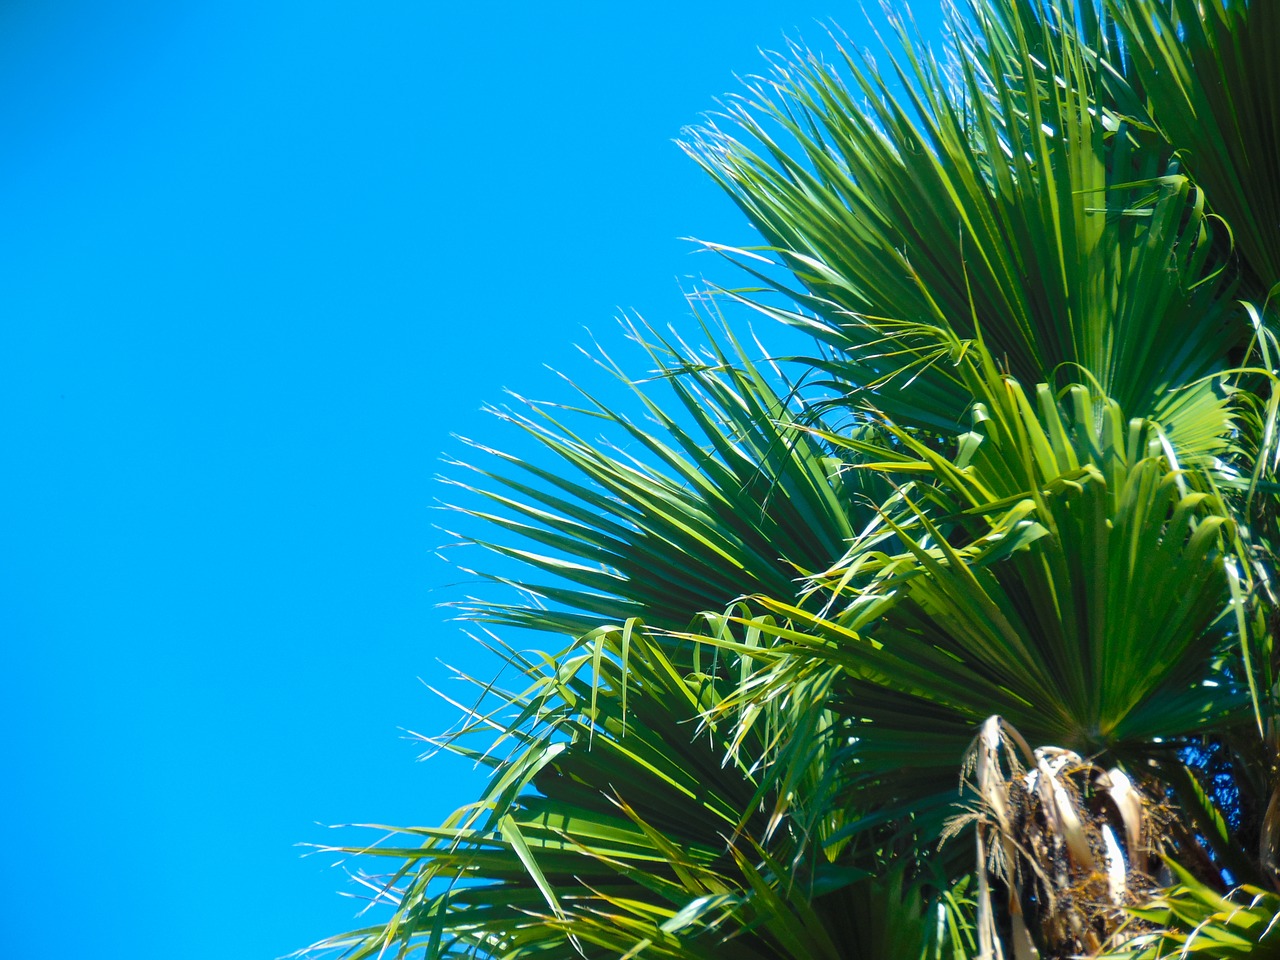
[696, 345, 1251, 858]
[1103, 861, 1280, 958]
[684, 0, 1239, 440]
[1108, 0, 1280, 299]
[445, 315, 881, 637]
[304, 626, 953, 959]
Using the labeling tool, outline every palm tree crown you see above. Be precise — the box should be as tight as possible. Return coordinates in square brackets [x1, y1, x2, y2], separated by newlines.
[307, 1, 1280, 957]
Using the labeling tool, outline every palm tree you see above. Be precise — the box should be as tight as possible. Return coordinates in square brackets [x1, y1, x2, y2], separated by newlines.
[305, 1, 1280, 957]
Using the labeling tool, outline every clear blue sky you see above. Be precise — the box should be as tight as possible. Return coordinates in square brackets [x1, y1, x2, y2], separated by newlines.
[0, 3, 942, 957]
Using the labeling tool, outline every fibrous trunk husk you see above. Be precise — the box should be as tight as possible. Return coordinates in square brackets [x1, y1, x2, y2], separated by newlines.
[957, 717, 1172, 959]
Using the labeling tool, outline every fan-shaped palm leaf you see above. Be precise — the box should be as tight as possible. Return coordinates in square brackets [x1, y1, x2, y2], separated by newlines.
[1103, 861, 1280, 958]
[684, 0, 1239, 444]
[305, 626, 955, 959]
[1107, 0, 1280, 299]
[444, 314, 882, 638]
[696, 344, 1254, 862]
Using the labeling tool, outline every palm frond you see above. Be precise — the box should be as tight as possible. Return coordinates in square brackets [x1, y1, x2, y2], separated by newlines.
[304, 625, 947, 959]
[444, 311, 882, 638]
[683, 0, 1240, 437]
[1102, 860, 1280, 958]
[692, 347, 1252, 865]
[1108, 0, 1280, 299]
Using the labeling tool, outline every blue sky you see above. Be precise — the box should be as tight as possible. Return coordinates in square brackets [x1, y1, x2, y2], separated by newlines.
[0, 3, 942, 957]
